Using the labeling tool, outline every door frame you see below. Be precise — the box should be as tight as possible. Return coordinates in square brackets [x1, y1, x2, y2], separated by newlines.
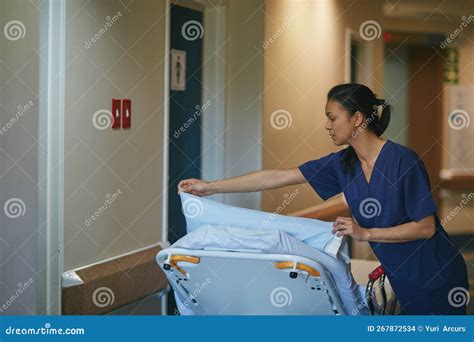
[344, 28, 374, 87]
[162, 0, 227, 244]
[38, 0, 66, 315]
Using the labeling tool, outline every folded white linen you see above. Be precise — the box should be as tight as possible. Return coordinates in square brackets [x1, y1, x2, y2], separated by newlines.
[179, 192, 348, 261]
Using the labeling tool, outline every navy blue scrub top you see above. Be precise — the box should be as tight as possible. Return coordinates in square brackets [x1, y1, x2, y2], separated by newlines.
[299, 140, 468, 300]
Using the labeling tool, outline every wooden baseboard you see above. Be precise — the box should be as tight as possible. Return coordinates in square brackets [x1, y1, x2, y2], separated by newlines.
[61, 244, 169, 315]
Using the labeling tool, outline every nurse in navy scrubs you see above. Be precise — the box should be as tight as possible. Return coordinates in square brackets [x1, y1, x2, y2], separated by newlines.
[178, 83, 469, 315]
[298, 83, 469, 315]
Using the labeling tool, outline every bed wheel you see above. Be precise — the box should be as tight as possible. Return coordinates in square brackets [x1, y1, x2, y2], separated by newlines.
[163, 263, 171, 270]
[289, 271, 298, 279]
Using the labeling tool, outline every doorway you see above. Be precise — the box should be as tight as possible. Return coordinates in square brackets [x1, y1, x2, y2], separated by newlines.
[384, 33, 445, 207]
[407, 46, 444, 207]
[167, 3, 204, 246]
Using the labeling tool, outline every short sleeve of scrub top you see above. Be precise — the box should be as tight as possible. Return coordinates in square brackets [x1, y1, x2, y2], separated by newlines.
[298, 152, 342, 200]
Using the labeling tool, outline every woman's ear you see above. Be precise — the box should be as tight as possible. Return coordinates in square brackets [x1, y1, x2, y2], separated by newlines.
[353, 111, 364, 127]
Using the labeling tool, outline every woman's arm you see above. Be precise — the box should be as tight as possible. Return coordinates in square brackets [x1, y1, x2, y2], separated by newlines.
[178, 168, 306, 196]
[211, 168, 306, 193]
[366, 215, 436, 242]
[332, 215, 436, 243]
[290, 193, 350, 221]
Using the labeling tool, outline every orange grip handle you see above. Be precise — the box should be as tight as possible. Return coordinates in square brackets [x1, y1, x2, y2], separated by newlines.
[275, 261, 320, 277]
[169, 255, 200, 275]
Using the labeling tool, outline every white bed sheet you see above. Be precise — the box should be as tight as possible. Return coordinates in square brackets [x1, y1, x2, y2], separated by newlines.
[179, 192, 348, 260]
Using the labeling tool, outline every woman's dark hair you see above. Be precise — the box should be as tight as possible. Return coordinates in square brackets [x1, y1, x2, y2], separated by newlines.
[327, 83, 391, 175]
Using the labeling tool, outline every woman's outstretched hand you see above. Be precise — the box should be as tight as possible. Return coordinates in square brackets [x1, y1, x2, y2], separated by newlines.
[178, 178, 215, 197]
[332, 216, 370, 242]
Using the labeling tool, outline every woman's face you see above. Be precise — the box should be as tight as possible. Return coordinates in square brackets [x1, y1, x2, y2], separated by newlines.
[325, 100, 359, 146]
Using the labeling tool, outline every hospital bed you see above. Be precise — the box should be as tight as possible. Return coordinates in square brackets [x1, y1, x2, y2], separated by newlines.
[156, 193, 396, 315]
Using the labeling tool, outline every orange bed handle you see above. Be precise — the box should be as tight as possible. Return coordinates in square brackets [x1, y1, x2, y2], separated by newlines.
[169, 255, 200, 275]
[275, 261, 320, 277]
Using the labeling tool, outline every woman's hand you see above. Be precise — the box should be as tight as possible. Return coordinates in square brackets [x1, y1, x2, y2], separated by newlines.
[332, 216, 370, 242]
[178, 178, 215, 197]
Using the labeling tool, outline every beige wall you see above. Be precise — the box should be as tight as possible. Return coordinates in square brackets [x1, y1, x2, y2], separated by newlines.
[63, 0, 265, 270]
[0, 0, 40, 315]
[262, 0, 384, 213]
[64, 0, 166, 270]
[223, 0, 264, 209]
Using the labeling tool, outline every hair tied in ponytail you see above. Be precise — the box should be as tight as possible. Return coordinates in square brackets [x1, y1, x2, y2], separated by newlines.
[373, 99, 389, 120]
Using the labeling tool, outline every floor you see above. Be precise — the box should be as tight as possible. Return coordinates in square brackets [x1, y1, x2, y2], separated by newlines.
[106, 289, 168, 315]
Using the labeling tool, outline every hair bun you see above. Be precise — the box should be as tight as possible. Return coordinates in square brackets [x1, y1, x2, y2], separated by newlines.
[372, 99, 388, 120]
